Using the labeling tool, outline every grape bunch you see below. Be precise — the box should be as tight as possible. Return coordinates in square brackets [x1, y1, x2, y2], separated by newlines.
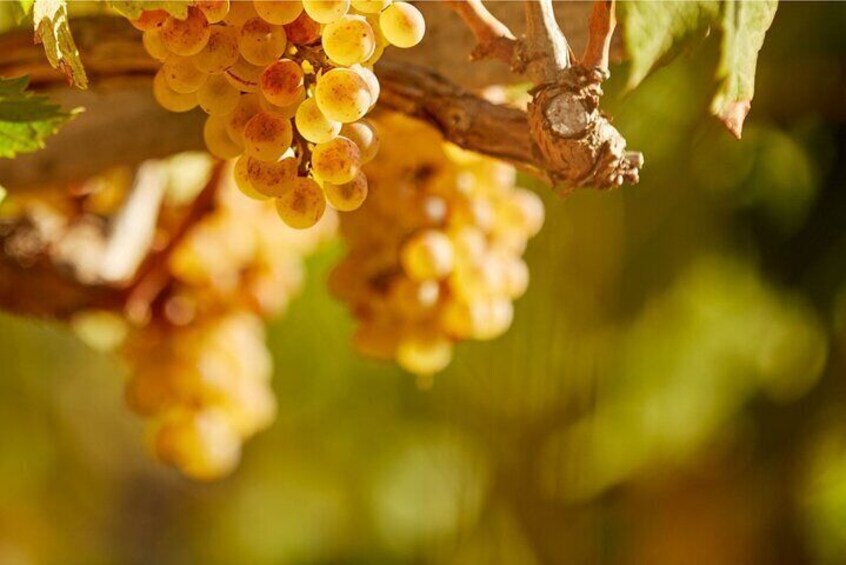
[330, 113, 544, 376]
[121, 171, 335, 480]
[133, 0, 425, 229]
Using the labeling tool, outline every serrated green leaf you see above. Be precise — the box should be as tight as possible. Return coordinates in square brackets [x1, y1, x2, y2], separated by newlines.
[0, 76, 74, 159]
[711, 0, 778, 138]
[621, 0, 720, 89]
[106, 0, 190, 20]
[33, 0, 88, 89]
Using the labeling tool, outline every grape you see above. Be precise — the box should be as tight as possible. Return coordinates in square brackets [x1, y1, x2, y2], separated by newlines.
[259, 59, 305, 107]
[225, 57, 264, 93]
[254, 0, 304, 25]
[396, 333, 452, 376]
[204, 115, 243, 160]
[143, 29, 170, 62]
[401, 230, 455, 281]
[260, 86, 306, 118]
[246, 155, 299, 197]
[349, 65, 379, 107]
[154, 408, 242, 481]
[239, 17, 288, 66]
[311, 137, 361, 184]
[243, 111, 294, 162]
[341, 120, 379, 163]
[379, 1, 424, 48]
[233, 156, 270, 200]
[162, 56, 208, 93]
[197, 74, 241, 115]
[295, 97, 341, 144]
[224, 0, 258, 26]
[225, 93, 262, 146]
[160, 7, 211, 57]
[302, 0, 350, 24]
[191, 25, 240, 74]
[314, 68, 371, 123]
[322, 16, 376, 66]
[324, 172, 368, 212]
[275, 177, 327, 229]
[130, 9, 168, 31]
[351, 0, 391, 14]
[498, 188, 545, 238]
[196, 0, 230, 24]
[283, 11, 322, 45]
[153, 69, 198, 112]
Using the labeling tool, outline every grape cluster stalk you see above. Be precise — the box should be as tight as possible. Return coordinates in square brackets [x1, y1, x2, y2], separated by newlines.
[133, 0, 425, 229]
[331, 113, 544, 377]
[121, 173, 335, 480]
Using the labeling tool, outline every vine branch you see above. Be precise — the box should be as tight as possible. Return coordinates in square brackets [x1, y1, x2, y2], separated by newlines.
[445, 0, 518, 66]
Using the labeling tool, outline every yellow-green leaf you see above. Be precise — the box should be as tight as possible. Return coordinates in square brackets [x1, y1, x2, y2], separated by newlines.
[32, 0, 88, 89]
[0, 76, 75, 159]
[711, 0, 778, 138]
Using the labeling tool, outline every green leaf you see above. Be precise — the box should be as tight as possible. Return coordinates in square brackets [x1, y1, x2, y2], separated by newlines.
[0, 76, 74, 159]
[710, 0, 778, 138]
[620, 0, 720, 89]
[18, 0, 34, 18]
[106, 0, 191, 20]
[32, 0, 88, 89]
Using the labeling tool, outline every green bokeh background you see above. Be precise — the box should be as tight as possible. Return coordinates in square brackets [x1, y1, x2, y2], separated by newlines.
[2, 3, 846, 564]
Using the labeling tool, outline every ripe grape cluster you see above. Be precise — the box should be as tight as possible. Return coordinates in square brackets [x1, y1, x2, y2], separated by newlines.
[121, 172, 335, 480]
[330, 113, 544, 376]
[134, 0, 425, 229]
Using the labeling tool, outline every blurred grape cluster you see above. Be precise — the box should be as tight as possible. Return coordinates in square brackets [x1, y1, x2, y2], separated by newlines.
[2, 3, 846, 564]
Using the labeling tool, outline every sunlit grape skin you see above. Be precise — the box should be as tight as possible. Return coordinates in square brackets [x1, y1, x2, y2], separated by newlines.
[160, 7, 211, 57]
[379, 1, 424, 48]
[243, 111, 294, 162]
[260, 60, 305, 107]
[314, 68, 372, 123]
[322, 16, 377, 66]
[295, 97, 342, 144]
[275, 177, 327, 229]
[153, 70, 198, 112]
[303, 0, 350, 24]
[197, 74, 240, 115]
[254, 0, 304, 25]
[239, 17, 288, 66]
[324, 172, 368, 212]
[312, 137, 362, 184]
[192, 25, 240, 74]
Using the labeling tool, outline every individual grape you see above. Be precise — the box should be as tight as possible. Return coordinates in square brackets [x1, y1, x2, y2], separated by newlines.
[498, 188, 545, 238]
[396, 333, 452, 376]
[130, 9, 168, 31]
[295, 97, 341, 144]
[379, 1, 424, 48]
[191, 25, 240, 74]
[324, 172, 368, 212]
[204, 115, 242, 160]
[225, 57, 264, 93]
[162, 56, 208, 93]
[224, 0, 258, 26]
[239, 17, 288, 66]
[160, 7, 211, 57]
[275, 177, 327, 229]
[302, 0, 350, 24]
[401, 230, 455, 281]
[259, 59, 305, 107]
[153, 70, 198, 112]
[260, 86, 306, 118]
[314, 68, 371, 123]
[197, 74, 241, 115]
[349, 65, 380, 108]
[351, 0, 391, 14]
[283, 11, 322, 45]
[143, 29, 170, 62]
[154, 408, 242, 481]
[341, 120, 379, 163]
[225, 93, 262, 146]
[311, 137, 361, 184]
[195, 0, 230, 24]
[233, 156, 270, 200]
[322, 16, 376, 66]
[246, 155, 299, 197]
[254, 0, 304, 25]
[243, 111, 294, 162]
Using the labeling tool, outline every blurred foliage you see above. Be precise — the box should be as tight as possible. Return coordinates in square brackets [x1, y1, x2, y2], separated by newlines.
[2, 3, 846, 564]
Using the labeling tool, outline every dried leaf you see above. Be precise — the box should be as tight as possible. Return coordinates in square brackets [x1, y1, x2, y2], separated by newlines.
[32, 0, 88, 89]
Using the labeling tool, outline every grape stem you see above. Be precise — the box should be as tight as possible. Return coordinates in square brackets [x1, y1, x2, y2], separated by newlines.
[582, 0, 616, 72]
[444, 0, 518, 66]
